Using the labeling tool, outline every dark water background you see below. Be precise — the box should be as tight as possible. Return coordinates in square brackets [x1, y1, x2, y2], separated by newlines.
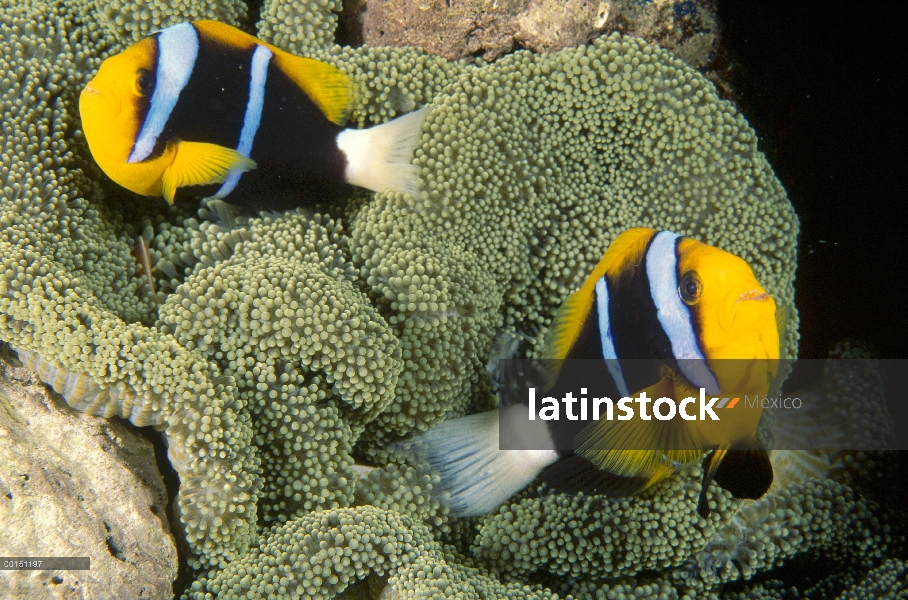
[717, 5, 908, 569]
[717, 0, 907, 360]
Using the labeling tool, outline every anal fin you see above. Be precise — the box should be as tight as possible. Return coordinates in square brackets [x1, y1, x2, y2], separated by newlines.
[541, 454, 653, 497]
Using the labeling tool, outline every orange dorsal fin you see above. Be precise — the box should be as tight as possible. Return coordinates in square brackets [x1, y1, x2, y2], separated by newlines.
[542, 228, 657, 361]
[543, 286, 595, 362]
[539, 228, 657, 388]
[271, 53, 352, 124]
[193, 20, 353, 125]
[193, 20, 261, 48]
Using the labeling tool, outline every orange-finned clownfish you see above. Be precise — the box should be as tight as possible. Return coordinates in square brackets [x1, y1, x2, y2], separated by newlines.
[406, 228, 786, 518]
[79, 20, 429, 209]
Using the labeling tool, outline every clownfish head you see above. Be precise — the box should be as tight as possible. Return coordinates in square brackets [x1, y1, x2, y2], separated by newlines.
[675, 238, 780, 362]
[79, 36, 169, 196]
[674, 237, 781, 396]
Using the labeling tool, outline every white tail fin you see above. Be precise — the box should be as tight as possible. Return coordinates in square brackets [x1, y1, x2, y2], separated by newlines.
[405, 407, 559, 517]
[335, 105, 430, 197]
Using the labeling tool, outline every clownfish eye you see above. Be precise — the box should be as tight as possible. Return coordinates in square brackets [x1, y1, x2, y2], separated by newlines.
[679, 271, 702, 305]
[136, 69, 153, 96]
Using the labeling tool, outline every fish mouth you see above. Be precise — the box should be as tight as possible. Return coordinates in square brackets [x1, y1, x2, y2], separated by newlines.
[80, 81, 119, 117]
[736, 289, 770, 303]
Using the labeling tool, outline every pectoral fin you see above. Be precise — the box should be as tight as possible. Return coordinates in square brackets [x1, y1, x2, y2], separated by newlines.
[574, 376, 702, 484]
[775, 304, 790, 341]
[161, 141, 256, 204]
[770, 304, 791, 379]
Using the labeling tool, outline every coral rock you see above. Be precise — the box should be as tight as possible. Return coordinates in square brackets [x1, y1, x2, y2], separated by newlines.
[0, 351, 177, 598]
[357, 0, 720, 68]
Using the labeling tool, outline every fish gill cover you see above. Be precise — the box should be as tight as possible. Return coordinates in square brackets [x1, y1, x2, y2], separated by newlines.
[2, 0, 891, 598]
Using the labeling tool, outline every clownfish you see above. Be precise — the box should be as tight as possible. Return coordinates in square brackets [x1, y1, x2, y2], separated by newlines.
[79, 20, 429, 208]
[407, 228, 786, 518]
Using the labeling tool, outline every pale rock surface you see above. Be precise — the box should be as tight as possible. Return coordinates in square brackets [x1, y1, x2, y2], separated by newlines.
[0, 347, 177, 599]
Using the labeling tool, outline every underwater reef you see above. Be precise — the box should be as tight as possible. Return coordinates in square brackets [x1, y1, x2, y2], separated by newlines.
[0, 0, 901, 597]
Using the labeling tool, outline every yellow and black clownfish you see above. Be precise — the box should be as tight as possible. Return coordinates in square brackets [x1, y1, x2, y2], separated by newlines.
[406, 228, 786, 518]
[79, 20, 429, 209]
